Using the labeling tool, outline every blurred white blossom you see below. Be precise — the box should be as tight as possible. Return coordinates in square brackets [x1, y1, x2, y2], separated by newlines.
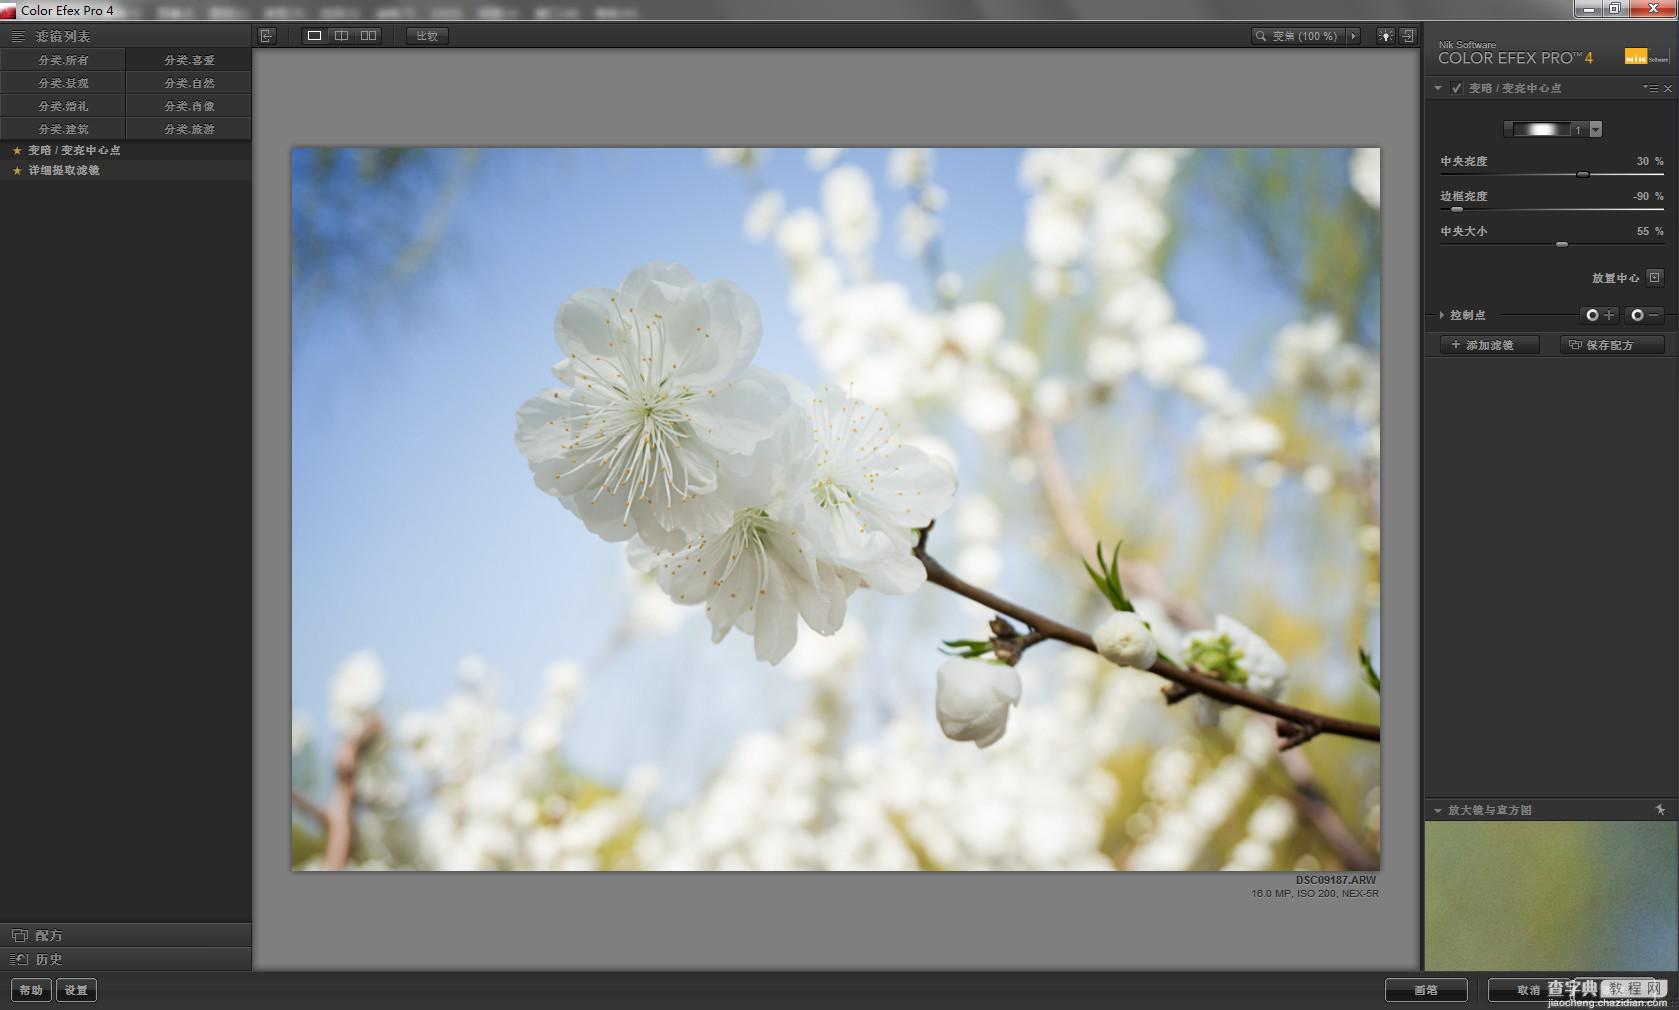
[329, 649, 385, 731]
[887, 147, 933, 189]
[896, 203, 939, 257]
[742, 190, 785, 242]
[822, 165, 880, 276]
[706, 148, 764, 169]
[291, 711, 312, 756]
[806, 147, 843, 171]
[1350, 148, 1380, 209]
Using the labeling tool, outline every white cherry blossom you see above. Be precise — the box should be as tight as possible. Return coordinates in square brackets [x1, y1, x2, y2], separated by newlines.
[798, 383, 956, 594]
[1185, 615, 1288, 704]
[516, 262, 788, 552]
[651, 406, 851, 664]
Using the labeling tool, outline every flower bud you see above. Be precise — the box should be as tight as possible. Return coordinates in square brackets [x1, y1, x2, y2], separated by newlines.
[1092, 611, 1157, 670]
[1183, 615, 1288, 702]
[935, 658, 1022, 749]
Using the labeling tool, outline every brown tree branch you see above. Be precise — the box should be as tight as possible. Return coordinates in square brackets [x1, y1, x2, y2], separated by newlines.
[915, 525, 1379, 745]
[1274, 741, 1378, 870]
[322, 716, 383, 871]
[1162, 683, 1196, 705]
[291, 789, 328, 826]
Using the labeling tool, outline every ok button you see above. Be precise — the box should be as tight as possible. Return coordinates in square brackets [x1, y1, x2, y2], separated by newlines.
[1386, 977, 1470, 1002]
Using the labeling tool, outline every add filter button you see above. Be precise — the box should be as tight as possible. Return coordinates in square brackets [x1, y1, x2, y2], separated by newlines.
[1439, 335, 1540, 354]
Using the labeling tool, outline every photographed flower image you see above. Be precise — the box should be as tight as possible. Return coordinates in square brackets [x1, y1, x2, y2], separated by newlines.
[292, 147, 1381, 871]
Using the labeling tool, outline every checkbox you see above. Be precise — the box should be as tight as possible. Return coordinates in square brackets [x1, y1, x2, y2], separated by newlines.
[1449, 81, 1464, 94]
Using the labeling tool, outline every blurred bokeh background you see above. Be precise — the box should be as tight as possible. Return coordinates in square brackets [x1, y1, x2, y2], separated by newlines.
[1425, 821, 1678, 971]
[291, 146, 1382, 871]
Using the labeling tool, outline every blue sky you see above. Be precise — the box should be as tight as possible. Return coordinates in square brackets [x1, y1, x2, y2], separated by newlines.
[291, 147, 1365, 801]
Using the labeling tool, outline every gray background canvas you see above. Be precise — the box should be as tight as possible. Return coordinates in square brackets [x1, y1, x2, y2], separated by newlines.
[256, 46, 1420, 969]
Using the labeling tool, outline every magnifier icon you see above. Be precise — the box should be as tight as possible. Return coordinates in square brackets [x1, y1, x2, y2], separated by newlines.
[1253, 29, 1267, 42]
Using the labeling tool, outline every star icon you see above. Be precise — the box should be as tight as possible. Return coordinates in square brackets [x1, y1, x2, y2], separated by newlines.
[11, 166, 21, 176]
[10, 147, 19, 156]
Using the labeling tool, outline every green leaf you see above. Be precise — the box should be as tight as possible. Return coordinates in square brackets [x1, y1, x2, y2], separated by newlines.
[1359, 646, 1381, 693]
[1082, 559, 1111, 605]
[940, 638, 994, 658]
[1084, 540, 1135, 612]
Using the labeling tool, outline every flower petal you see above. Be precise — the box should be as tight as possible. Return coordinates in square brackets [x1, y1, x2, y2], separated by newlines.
[552, 287, 624, 362]
[751, 564, 801, 663]
[856, 551, 926, 595]
[681, 369, 792, 459]
[514, 388, 589, 466]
